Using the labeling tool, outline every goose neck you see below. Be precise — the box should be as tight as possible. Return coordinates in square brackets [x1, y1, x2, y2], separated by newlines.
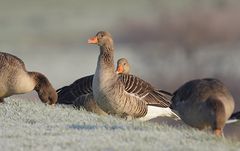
[99, 45, 115, 70]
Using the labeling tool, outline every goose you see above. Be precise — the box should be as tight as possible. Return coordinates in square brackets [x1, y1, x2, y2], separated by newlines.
[88, 31, 178, 121]
[0, 52, 57, 104]
[56, 58, 130, 115]
[116, 58, 130, 74]
[170, 78, 235, 137]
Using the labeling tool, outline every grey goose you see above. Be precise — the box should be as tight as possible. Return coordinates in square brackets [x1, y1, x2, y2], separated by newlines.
[116, 58, 130, 74]
[171, 78, 235, 137]
[88, 31, 178, 121]
[56, 58, 130, 115]
[0, 52, 57, 104]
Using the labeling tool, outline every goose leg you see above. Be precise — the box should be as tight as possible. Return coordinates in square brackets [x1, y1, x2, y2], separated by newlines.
[213, 129, 224, 137]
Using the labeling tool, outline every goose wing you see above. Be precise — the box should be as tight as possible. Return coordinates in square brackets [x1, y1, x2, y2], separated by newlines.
[119, 74, 172, 107]
[57, 75, 93, 104]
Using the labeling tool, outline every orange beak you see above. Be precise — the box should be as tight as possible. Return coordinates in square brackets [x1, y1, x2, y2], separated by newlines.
[116, 65, 124, 74]
[88, 36, 98, 44]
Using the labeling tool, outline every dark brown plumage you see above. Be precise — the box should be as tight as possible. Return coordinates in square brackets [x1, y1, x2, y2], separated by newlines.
[57, 75, 93, 105]
[230, 111, 240, 119]
[171, 78, 235, 137]
[31, 72, 57, 105]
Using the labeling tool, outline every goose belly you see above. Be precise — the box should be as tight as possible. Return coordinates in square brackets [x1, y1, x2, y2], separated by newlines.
[177, 103, 214, 129]
[92, 82, 119, 114]
[93, 83, 147, 117]
[0, 72, 16, 97]
[0, 83, 11, 97]
[93, 69, 147, 117]
[92, 71, 118, 114]
[13, 73, 35, 94]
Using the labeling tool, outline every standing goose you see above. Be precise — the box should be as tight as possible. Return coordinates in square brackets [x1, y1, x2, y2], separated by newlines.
[88, 31, 178, 120]
[170, 78, 235, 137]
[56, 58, 130, 115]
[0, 52, 57, 104]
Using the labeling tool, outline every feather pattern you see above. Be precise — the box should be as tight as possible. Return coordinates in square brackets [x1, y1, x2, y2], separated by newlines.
[57, 75, 93, 104]
[57, 73, 172, 108]
[119, 74, 172, 107]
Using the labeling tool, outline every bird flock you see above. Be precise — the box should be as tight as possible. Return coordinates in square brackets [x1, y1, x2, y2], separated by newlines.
[0, 31, 239, 138]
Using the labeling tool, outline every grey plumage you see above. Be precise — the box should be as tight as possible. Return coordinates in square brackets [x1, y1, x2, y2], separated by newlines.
[57, 38, 173, 119]
[56, 58, 130, 115]
[90, 31, 173, 119]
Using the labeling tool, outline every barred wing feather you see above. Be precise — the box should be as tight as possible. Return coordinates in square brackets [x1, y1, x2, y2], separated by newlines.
[119, 74, 172, 107]
[57, 75, 93, 104]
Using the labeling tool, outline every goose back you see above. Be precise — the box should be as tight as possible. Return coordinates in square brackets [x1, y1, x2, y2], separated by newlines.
[0, 52, 35, 97]
[171, 78, 234, 132]
[0, 52, 57, 105]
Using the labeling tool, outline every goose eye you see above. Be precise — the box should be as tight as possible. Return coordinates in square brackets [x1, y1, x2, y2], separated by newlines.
[98, 35, 102, 39]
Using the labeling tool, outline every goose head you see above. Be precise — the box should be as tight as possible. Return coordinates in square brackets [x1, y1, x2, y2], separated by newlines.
[88, 31, 113, 47]
[34, 73, 58, 105]
[116, 58, 130, 74]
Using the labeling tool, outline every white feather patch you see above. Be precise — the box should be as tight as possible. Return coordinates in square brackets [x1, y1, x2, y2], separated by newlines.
[138, 106, 180, 121]
[226, 119, 239, 124]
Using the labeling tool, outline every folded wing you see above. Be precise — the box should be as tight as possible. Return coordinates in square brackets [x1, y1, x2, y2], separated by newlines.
[119, 74, 172, 108]
[57, 75, 93, 104]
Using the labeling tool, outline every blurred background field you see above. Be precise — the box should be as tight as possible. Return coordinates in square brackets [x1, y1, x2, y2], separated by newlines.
[1, 0, 240, 141]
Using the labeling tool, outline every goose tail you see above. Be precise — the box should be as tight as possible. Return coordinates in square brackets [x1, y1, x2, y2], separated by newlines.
[138, 106, 181, 121]
[226, 111, 240, 124]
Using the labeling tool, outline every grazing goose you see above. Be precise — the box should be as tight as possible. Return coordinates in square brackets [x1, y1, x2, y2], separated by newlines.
[88, 31, 178, 121]
[0, 52, 57, 104]
[56, 58, 130, 115]
[170, 78, 235, 137]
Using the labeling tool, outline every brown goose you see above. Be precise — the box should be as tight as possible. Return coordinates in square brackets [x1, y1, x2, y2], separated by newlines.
[88, 31, 178, 120]
[56, 58, 130, 115]
[0, 52, 57, 104]
[170, 78, 235, 137]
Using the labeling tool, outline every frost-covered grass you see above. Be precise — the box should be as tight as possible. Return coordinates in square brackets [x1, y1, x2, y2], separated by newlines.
[0, 98, 240, 151]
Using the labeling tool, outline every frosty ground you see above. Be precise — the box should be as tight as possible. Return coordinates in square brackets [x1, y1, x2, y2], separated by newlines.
[0, 98, 240, 151]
